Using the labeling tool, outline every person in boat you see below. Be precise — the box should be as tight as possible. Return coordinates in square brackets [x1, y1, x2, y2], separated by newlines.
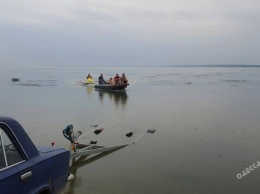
[86, 73, 94, 83]
[114, 73, 121, 84]
[121, 73, 128, 85]
[108, 77, 115, 85]
[98, 73, 107, 84]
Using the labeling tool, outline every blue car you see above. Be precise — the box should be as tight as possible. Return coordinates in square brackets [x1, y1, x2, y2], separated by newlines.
[0, 116, 70, 194]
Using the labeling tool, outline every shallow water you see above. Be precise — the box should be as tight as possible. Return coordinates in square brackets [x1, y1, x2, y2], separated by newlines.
[1, 66, 260, 194]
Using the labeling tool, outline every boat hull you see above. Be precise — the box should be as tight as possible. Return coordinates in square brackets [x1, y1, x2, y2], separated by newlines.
[94, 84, 128, 91]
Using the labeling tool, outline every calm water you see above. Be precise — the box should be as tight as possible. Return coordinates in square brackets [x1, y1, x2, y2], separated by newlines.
[1, 66, 260, 194]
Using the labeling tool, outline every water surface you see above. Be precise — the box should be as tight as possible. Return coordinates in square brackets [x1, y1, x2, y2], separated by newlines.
[1, 66, 260, 194]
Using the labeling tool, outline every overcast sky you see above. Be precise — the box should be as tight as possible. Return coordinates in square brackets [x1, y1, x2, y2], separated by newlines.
[0, 0, 260, 66]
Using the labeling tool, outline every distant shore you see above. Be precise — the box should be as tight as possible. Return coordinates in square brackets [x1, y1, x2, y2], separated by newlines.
[1, 64, 260, 69]
[161, 64, 260, 68]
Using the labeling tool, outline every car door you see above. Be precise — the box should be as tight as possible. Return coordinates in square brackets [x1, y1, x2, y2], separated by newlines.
[0, 125, 35, 194]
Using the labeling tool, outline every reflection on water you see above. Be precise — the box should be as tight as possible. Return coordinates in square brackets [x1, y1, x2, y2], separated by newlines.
[63, 148, 124, 194]
[98, 90, 128, 107]
[85, 86, 94, 94]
